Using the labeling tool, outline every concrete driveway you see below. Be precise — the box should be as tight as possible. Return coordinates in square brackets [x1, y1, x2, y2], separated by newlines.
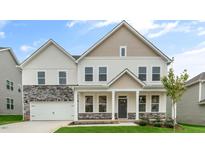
[0, 121, 72, 133]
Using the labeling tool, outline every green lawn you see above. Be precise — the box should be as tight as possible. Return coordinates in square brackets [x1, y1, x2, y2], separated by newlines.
[55, 124, 205, 133]
[0, 115, 23, 125]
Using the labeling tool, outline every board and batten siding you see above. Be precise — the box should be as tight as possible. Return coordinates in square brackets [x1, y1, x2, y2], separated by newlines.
[22, 44, 77, 85]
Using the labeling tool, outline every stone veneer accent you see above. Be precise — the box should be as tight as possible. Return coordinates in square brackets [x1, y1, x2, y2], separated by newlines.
[139, 112, 166, 119]
[23, 85, 74, 120]
[78, 113, 112, 120]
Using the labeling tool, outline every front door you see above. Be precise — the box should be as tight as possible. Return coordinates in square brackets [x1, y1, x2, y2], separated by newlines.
[118, 96, 127, 118]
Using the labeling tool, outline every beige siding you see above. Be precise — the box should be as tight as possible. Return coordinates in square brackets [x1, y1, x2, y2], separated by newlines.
[22, 44, 77, 85]
[87, 26, 159, 57]
[110, 73, 143, 89]
[177, 83, 205, 125]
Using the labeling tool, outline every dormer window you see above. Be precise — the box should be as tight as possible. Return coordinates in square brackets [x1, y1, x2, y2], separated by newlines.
[120, 46, 127, 57]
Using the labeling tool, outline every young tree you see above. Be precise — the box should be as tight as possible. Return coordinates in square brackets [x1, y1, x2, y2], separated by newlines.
[161, 68, 189, 126]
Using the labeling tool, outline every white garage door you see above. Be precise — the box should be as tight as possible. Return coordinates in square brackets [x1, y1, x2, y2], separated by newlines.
[30, 102, 74, 120]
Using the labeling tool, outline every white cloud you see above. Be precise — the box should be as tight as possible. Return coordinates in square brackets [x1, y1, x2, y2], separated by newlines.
[0, 32, 5, 39]
[20, 45, 34, 53]
[198, 30, 205, 36]
[0, 20, 8, 29]
[173, 45, 205, 78]
[20, 39, 46, 53]
[66, 20, 87, 28]
[147, 21, 179, 38]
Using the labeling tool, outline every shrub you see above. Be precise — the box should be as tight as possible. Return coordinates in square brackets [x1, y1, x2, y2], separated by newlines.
[138, 117, 150, 126]
[153, 122, 163, 127]
[164, 118, 174, 128]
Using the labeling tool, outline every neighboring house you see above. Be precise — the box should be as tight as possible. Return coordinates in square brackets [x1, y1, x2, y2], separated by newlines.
[177, 72, 205, 125]
[0, 48, 22, 115]
[20, 21, 172, 121]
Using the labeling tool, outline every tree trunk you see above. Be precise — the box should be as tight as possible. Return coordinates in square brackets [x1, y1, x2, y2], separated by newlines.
[172, 101, 177, 125]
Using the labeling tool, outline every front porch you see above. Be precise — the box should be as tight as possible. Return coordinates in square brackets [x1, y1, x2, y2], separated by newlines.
[73, 90, 166, 121]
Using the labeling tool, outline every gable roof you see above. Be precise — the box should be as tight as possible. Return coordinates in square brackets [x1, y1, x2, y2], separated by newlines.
[20, 39, 76, 67]
[77, 20, 172, 63]
[186, 72, 205, 86]
[0, 47, 19, 65]
[108, 68, 146, 87]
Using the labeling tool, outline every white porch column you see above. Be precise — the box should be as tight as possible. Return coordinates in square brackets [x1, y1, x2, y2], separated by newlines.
[135, 91, 139, 120]
[74, 90, 78, 121]
[112, 90, 115, 120]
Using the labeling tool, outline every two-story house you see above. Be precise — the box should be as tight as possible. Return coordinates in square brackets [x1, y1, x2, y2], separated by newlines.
[20, 21, 172, 121]
[0, 47, 22, 115]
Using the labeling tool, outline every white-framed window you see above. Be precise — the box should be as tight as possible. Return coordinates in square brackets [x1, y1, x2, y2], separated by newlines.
[6, 80, 13, 91]
[85, 67, 93, 81]
[37, 71, 45, 85]
[85, 96, 93, 112]
[59, 71, 67, 85]
[152, 67, 160, 81]
[99, 67, 107, 81]
[6, 98, 14, 110]
[139, 95, 146, 112]
[120, 46, 127, 57]
[151, 95, 160, 112]
[99, 96, 107, 112]
[138, 67, 147, 81]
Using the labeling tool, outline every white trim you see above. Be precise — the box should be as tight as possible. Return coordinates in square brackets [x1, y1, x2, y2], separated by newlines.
[98, 66, 108, 82]
[199, 82, 202, 102]
[112, 90, 115, 120]
[20, 39, 76, 68]
[83, 56, 165, 60]
[76, 21, 172, 63]
[108, 68, 146, 87]
[84, 95, 95, 113]
[97, 94, 108, 113]
[36, 70, 46, 85]
[119, 46, 127, 57]
[57, 70, 68, 85]
[138, 66, 147, 82]
[151, 66, 161, 82]
[84, 66, 94, 82]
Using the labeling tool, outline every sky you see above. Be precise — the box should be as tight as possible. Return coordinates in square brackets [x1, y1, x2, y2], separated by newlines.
[1, 20, 205, 78]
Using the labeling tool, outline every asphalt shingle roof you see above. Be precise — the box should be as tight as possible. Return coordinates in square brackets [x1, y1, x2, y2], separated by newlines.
[186, 72, 205, 85]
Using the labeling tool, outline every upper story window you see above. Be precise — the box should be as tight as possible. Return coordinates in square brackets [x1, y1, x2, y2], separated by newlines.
[120, 46, 127, 57]
[99, 67, 107, 81]
[138, 67, 147, 81]
[85, 67, 93, 81]
[152, 67, 160, 81]
[59, 71, 67, 85]
[151, 95, 159, 112]
[37, 71, 45, 85]
[6, 80, 14, 91]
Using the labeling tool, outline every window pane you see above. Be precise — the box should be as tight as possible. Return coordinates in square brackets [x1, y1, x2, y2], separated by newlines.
[139, 67, 146, 74]
[139, 74, 146, 81]
[152, 74, 160, 81]
[59, 78, 66, 85]
[152, 96, 159, 103]
[6, 80, 10, 89]
[59, 71, 66, 78]
[85, 67, 93, 74]
[6, 98, 10, 109]
[99, 67, 107, 74]
[99, 74, 107, 81]
[85, 96, 93, 112]
[85, 75, 93, 81]
[99, 96, 107, 112]
[120, 47, 126, 56]
[139, 104, 146, 112]
[11, 99, 14, 110]
[38, 72, 45, 77]
[152, 67, 160, 73]
[151, 104, 159, 112]
[139, 96, 146, 112]
[38, 79, 45, 84]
